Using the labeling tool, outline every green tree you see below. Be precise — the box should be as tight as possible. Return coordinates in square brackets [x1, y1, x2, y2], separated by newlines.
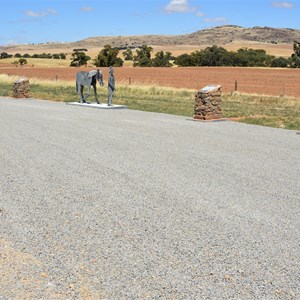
[94, 45, 123, 67]
[293, 41, 300, 56]
[122, 48, 133, 60]
[236, 48, 273, 67]
[40, 53, 49, 59]
[291, 41, 300, 68]
[199, 46, 234, 66]
[175, 46, 237, 67]
[270, 57, 289, 68]
[14, 53, 22, 58]
[52, 54, 60, 59]
[136, 45, 153, 59]
[174, 53, 193, 66]
[135, 56, 152, 67]
[190, 51, 203, 66]
[133, 45, 153, 67]
[59, 53, 66, 59]
[0, 52, 9, 59]
[70, 51, 91, 67]
[152, 51, 173, 67]
[18, 58, 28, 65]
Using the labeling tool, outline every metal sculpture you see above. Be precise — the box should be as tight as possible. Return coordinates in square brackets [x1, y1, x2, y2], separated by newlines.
[107, 66, 115, 106]
[76, 69, 104, 103]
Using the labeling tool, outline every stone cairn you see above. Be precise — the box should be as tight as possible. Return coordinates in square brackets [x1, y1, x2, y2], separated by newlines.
[194, 85, 222, 120]
[13, 77, 30, 98]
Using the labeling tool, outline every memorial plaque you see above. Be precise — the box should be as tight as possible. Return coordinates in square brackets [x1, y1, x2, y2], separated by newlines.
[194, 85, 222, 120]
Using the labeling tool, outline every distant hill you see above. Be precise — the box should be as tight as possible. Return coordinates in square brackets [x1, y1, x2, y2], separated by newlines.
[1, 25, 300, 53]
[183, 25, 300, 45]
[74, 25, 300, 48]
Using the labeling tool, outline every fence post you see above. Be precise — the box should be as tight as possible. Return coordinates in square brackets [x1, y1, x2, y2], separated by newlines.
[129, 77, 131, 85]
[235, 80, 238, 92]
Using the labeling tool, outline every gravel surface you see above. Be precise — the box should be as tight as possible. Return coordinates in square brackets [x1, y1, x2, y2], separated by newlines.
[0, 98, 299, 299]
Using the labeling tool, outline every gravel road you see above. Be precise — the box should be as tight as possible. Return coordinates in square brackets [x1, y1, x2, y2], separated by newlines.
[0, 98, 299, 299]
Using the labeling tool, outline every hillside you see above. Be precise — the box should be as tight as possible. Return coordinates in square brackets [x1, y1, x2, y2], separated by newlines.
[75, 25, 300, 48]
[1, 25, 299, 57]
[181, 25, 300, 45]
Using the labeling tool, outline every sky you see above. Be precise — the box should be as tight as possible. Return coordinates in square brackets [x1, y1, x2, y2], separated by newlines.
[0, 0, 299, 45]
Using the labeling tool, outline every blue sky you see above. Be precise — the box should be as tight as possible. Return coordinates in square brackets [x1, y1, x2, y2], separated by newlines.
[0, 0, 299, 45]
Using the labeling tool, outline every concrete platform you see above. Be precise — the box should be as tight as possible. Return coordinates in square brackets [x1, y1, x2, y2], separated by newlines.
[66, 102, 128, 109]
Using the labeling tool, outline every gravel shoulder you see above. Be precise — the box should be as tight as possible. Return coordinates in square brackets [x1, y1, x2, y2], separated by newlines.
[0, 98, 299, 299]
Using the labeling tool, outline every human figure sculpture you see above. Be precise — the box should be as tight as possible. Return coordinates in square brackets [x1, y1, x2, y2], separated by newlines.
[107, 66, 115, 106]
[76, 69, 104, 104]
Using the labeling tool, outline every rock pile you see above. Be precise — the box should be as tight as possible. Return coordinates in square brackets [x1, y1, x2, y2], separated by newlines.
[194, 85, 222, 120]
[13, 78, 30, 98]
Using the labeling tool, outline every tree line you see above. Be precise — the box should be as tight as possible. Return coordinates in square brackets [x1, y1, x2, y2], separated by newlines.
[0, 52, 66, 59]
[70, 45, 174, 67]
[174, 42, 300, 68]
[70, 42, 300, 68]
[2, 41, 300, 68]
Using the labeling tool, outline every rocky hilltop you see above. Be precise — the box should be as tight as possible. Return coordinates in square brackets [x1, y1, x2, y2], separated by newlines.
[1, 25, 300, 52]
[72, 25, 300, 48]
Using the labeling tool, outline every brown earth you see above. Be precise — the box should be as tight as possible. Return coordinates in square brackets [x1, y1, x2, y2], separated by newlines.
[1, 65, 300, 97]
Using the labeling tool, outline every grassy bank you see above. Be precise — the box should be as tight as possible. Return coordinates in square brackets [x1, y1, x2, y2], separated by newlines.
[0, 57, 70, 67]
[0, 74, 299, 130]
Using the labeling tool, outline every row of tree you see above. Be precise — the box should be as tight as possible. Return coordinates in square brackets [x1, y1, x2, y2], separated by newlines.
[70, 45, 124, 67]
[70, 45, 173, 67]
[70, 42, 300, 68]
[0, 52, 66, 59]
[174, 42, 300, 68]
[2, 41, 300, 68]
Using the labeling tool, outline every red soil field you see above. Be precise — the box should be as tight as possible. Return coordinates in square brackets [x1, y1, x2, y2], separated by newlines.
[1, 65, 300, 97]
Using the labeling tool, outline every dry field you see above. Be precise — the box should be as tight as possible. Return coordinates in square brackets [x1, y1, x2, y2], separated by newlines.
[3, 44, 294, 58]
[1, 65, 300, 97]
[1, 41, 294, 59]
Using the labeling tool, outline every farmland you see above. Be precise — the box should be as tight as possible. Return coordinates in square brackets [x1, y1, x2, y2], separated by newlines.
[0, 65, 300, 97]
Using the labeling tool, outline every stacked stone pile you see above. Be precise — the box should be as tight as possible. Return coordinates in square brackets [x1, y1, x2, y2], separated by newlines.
[13, 78, 30, 98]
[194, 85, 222, 120]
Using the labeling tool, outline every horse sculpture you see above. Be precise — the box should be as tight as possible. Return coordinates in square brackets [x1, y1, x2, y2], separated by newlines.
[76, 69, 104, 104]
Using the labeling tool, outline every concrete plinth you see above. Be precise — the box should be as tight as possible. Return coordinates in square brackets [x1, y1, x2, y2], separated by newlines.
[66, 102, 128, 109]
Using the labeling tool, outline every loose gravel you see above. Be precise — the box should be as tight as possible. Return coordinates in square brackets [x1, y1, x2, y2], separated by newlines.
[0, 98, 299, 299]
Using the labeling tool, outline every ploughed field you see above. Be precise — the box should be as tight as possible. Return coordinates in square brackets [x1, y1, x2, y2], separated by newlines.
[1, 65, 300, 97]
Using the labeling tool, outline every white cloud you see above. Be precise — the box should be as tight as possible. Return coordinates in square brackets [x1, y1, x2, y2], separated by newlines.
[24, 10, 40, 17]
[204, 17, 228, 23]
[196, 12, 206, 17]
[164, 0, 196, 13]
[80, 6, 96, 12]
[272, 2, 294, 8]
[46, 9, 57, 15]
[24, 8, 57, 18]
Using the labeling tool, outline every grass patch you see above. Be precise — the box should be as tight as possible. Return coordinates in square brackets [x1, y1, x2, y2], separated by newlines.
[0, 74, 299, 130]
[0, 57, 70, 67]
[114, 84, 194, 116]
[223, 92, 300, 130]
